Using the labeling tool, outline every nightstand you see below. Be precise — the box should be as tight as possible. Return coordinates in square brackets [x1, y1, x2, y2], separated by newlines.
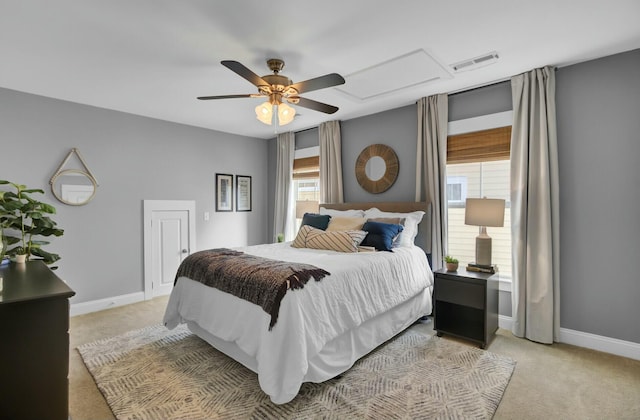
[433, 268, 498, 349]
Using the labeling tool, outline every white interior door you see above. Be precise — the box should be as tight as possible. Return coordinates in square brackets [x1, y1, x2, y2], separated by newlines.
[151, 210, 189, 296]
[143, 200, 196, 299]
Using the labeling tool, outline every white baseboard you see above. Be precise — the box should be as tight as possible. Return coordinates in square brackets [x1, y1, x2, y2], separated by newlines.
[497, 315, 639, 361]
[559, 327, 640, 361]
[71, 296, 639, 361]
[70, 292, 145, 317]
[498, 315, 513, 330]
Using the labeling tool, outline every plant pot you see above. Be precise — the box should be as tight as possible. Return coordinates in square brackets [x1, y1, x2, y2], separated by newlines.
[446, 262, 458, 272]
[13, 254, 27, 264]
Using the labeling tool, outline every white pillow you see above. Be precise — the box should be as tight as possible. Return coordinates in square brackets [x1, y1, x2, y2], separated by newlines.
[364, 208, 425, 247]
[319, 207, 366, 218]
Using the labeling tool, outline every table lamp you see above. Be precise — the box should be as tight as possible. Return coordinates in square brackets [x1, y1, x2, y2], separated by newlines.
[464, 198, 505, 267]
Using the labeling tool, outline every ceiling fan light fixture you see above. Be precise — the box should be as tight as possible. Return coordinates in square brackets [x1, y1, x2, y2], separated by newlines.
[255, 102, 273, 125]
[277, 103, 295, 125]
[201, 59, 345, 127]
[255, 100, 295, 126]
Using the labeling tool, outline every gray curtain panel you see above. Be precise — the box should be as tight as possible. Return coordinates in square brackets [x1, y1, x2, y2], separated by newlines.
[273, 132, 296, 242]
[510, 66, 560, 344]
[416, 94, 448, 269]
[319, 120, 344, 204]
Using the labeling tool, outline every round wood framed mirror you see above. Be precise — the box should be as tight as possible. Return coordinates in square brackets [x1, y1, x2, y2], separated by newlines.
[355, 144, 399, 194]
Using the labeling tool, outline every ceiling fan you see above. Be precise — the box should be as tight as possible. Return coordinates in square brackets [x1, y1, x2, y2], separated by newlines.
[197, 59, 345, 126]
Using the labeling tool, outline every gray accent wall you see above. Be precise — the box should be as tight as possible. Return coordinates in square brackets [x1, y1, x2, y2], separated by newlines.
[1, 88, 268, 304]
[556, 49, 640, 343]
[341, 105, 418, 203]
[266, 49, 640, 345]
[449, 81, 512, 120]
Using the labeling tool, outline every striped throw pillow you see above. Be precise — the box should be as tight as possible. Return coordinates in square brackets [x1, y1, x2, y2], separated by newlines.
[292, 225, 367, 253]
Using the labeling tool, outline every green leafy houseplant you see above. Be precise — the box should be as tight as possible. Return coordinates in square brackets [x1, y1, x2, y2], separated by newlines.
[0, 180, 64, 265]
[444, 255, 459, 272]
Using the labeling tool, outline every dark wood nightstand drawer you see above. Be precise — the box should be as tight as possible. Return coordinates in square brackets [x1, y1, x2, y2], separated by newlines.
[434, 277, 484, 309]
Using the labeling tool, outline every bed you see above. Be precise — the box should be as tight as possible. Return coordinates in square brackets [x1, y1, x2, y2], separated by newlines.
[163, 202, 433, 404]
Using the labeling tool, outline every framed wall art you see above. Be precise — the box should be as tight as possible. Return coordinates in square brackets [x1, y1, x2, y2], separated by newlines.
[236, 175, 252, 212]
[215, 173, 233, 212]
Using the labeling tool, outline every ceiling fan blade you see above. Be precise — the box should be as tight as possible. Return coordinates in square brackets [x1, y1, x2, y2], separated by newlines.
[221, 60, 269, 88]
[288, 73, 345, 94]
[197, 94, 261, 100]
[290, 97, 339, 114]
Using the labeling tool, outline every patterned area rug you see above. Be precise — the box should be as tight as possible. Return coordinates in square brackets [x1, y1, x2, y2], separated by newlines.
[78, 324, 516, 419]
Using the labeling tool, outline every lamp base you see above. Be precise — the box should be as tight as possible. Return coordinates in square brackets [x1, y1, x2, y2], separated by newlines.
[475, 233, 492, 267]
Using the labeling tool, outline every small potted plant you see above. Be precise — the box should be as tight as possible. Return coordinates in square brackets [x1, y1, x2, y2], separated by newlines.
[444, 255, 459, 272]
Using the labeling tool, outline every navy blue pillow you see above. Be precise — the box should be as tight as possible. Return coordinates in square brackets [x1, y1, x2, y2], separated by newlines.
[301, 213, 331, 230]
[362, 221, 404, 251]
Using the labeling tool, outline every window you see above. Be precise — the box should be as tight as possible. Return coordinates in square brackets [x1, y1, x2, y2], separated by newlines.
[293, 151, 320, 231]
[446, 125, 512, 279]
[446, 176, 467, 206]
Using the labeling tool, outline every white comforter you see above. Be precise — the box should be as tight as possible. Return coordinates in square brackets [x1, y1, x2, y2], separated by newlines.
[163, 242, 432, 404]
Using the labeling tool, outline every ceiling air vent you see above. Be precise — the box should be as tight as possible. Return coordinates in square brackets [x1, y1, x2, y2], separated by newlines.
[450, 52, 499, 72]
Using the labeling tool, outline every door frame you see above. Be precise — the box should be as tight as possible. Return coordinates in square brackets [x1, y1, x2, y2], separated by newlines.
[143, 200, 196, 300]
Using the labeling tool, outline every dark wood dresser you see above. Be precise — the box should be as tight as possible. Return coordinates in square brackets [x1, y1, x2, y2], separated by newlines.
[0, 261, 75, 420]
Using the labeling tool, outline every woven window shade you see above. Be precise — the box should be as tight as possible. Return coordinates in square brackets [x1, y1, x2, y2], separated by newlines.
[447, 126, 511, 164]
[293, 156, 319, 180]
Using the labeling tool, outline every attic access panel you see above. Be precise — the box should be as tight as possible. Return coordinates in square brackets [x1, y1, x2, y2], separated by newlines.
[337, 49, 452, 100]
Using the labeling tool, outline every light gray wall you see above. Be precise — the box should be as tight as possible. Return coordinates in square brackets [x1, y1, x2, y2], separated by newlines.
[295, 128, 319, 150]
[0, 88, 269, 304]
[556, 48, 640, 343]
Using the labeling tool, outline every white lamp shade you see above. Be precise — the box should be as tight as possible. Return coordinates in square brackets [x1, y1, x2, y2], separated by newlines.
[255, 102, 273, 125]
[277, 103, 296, 125]
[465, 198, 505, 227]
[255, 101, 296, 126]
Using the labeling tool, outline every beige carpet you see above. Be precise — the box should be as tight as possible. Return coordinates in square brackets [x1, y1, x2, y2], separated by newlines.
[78, 323, 515, 419]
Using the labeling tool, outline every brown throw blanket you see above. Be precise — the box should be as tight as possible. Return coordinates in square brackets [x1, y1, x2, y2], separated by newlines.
[175, 248, 330, 330]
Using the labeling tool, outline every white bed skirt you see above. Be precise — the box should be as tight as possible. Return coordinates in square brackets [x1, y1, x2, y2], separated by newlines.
[188, 288, 431, 379]
[166, 280, 432, 404]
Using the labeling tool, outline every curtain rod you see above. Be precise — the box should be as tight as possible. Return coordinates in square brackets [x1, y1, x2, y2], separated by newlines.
[449, 66, 558, 96]
[294, 126, 317, 135]
[448, 77, 511, 96]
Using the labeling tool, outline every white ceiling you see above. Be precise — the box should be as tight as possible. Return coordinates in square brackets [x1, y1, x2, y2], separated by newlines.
[1, 1, 639, 139]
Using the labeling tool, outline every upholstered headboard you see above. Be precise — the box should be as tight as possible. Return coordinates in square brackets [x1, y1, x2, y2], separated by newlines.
[320, 201, 432, 264]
